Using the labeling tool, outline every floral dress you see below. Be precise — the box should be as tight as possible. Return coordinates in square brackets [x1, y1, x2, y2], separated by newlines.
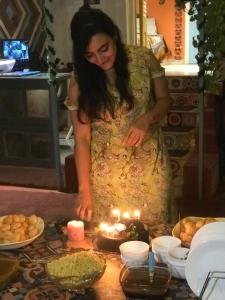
[89, 46, 172, 223]
[65, 45, 172, 224]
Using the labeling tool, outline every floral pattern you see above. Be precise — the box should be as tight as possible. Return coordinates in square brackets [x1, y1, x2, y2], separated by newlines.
[90, 46, 172, 223]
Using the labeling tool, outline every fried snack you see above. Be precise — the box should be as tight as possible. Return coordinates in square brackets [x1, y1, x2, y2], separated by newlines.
[27, 214, 38, 225]
[195, 220, 204, 229]
[184, 221, 197, 236]
[0, 214, 40, 244]
[178, 217, 218, 246]
[204, 217, 216, 224]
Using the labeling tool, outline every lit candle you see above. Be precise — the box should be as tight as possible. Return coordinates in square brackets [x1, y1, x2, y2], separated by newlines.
[134, 210, 141, 220]
[67, 220, 84, 241]
[123, 212, 130, 220]
[113, 223, 126, 232]
[112, 209, 121, 222]
[99, 223, 109, 232]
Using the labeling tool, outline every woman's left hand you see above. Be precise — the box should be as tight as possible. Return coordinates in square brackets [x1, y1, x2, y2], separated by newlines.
[123, 113, 151, 147]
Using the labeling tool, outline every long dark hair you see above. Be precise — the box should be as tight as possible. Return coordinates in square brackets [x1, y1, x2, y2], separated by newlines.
[70, 5, 134, 122]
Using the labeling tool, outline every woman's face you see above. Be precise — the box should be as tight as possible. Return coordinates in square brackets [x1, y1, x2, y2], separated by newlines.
[84, 33, 117, 71]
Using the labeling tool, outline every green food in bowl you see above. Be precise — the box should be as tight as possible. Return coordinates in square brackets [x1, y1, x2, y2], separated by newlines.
[46, 250, 106, 290]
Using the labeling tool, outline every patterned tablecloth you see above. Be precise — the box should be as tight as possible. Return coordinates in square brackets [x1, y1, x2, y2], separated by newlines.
[0, 221, 198, 300]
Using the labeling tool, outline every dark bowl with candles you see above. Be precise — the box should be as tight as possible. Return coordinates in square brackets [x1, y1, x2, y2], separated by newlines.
[119, 264, 171, 299]
[95, 228, 130, 252]
[95, 220, 149, 252]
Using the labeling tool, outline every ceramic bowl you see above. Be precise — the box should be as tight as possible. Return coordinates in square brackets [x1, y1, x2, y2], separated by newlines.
[119, 241, 149, 266]
[151, 235, 181, 264]
[167, 247, 189, 279]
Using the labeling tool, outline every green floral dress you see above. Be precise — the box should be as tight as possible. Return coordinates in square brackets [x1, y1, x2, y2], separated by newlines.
[90, 46, 172, 223]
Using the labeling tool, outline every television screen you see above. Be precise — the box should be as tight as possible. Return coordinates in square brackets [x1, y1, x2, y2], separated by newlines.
[2, 39, 29, 70]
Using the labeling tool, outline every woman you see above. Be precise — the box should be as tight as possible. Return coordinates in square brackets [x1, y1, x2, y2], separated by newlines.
[65, 4, 172, 224]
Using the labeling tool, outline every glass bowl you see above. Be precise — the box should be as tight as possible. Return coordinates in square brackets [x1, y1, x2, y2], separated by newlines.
[45, 250, 106, 291]
[119, 265, 171, 299]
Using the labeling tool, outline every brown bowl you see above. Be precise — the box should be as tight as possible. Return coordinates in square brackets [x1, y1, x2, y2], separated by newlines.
[119, 265, 171, 299]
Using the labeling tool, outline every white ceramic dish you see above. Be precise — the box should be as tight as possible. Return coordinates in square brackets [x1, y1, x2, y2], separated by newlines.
[190, 221, 225, 250]
[121, 253, 148, 267]
[119, 241, 149, 259]
[185, 239, 225, 300]
[119, 241, 149, 265]
[167, 247, 189, 279]
[0, 217, 44, 250]
[151, 236, 181, 264]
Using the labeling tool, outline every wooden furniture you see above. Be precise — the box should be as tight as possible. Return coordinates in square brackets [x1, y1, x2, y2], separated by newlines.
[0, 73, 70, 190]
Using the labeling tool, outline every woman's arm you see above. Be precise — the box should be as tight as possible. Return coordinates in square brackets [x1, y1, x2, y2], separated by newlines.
[68, 75, 92, 221]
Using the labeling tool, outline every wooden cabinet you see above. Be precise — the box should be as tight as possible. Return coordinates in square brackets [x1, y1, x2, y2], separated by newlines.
[0, 73, 70, 190]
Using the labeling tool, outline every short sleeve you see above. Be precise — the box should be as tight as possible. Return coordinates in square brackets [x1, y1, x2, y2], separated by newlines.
[148, 49, 165, 79]
[151, 66, 165, 79]
[64, 97, 79, 111]
[64, 71, 80, 111]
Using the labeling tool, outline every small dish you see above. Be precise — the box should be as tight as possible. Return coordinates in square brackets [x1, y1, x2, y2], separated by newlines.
[119, 265, 171, 299]
[151, 236, 181, 264]
[167, 247, 189, 279]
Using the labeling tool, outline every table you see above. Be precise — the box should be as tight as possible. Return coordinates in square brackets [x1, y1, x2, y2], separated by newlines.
[0, 222, 198, 300]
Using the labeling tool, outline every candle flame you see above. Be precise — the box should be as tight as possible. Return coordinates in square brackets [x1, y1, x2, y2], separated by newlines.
[99, 223, 109, 231]
[134, 210, 141, 220]
[123, 212, 130, 219]
[112, 208, 121, 221]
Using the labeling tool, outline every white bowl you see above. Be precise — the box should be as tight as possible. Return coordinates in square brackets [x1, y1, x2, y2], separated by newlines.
[167, 247, 189, 279]
[121, 254, 148, 267]
[119, 241, 149, 265]
[0, 59, 15, 72]
[151, 236, 181, 264]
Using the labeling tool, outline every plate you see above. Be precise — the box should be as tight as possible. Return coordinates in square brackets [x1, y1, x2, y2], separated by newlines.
[185, 239, 225, 300]
[190, 221, 225, 250]
[0, 216, 44, 250]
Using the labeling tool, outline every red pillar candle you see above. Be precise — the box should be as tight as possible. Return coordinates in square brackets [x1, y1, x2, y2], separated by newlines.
[67, 220, 84, 241]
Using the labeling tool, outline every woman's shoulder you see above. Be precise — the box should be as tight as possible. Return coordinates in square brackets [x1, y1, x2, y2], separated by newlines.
[126, 45, 165, 77]
[64, 71, 80, 111]
[126, 45, 151, 57]
[126, 45, 156, 66]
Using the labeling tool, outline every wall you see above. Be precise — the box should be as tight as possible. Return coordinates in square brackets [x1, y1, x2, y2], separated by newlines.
[146, 0, 185, 61]
[0, 0, 135, 68]
[0, 0, 46, 67]
[50, 0, 136, 67]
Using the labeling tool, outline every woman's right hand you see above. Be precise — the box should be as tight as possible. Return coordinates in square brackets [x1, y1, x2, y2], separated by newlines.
[74, 190, 92, 222]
